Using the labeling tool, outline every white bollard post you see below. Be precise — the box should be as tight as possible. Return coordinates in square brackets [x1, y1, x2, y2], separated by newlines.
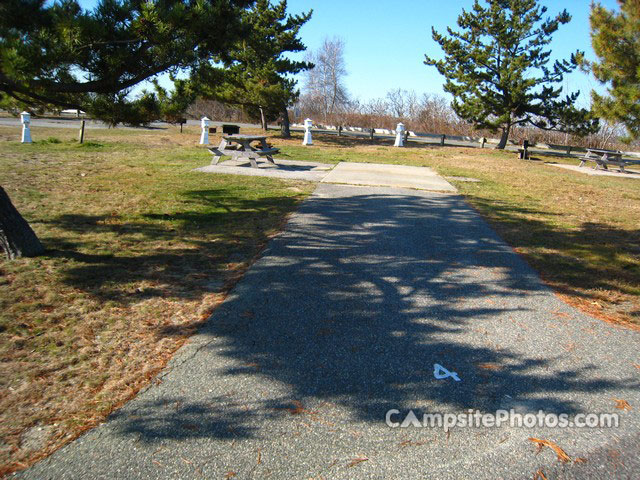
[394, 122, 405, 147]
[302, 118, 313, 146]
[21, 111, 32, 143]
[199, 117, 210, 145]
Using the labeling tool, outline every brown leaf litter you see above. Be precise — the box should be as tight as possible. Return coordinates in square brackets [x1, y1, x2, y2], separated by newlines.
[529, 437, 571, 463]
[613, 398, 632, 411]
[347, 457, 368, 468]
[533, 469, 548, 480]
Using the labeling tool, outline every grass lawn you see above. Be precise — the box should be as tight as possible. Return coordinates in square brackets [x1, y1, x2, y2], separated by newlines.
[1, 123, 638, 474]
[0, 125, 314, 475]
[275, 132, 640, 328]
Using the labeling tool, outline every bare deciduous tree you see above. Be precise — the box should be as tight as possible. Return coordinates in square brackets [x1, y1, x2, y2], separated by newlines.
[364, 98, 389, 118]
[386, 89, 422, 122]
[588, 122, 625, 149]
[415, 94, 458, 134]
[302, 37, 349, 122]
[293, 84, 631, 150]
[386, 89, 406, 118]
[187, 98, 251, 123]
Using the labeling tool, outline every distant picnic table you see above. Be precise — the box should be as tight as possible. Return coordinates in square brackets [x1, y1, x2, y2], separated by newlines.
[579, 148, 640, 173]
[208, 134, 279, 168]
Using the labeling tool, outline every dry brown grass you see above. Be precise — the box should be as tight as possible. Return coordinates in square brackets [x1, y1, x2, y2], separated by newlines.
[275, 131, 640, 327]
[1, 124, 638, 474]
[0, 124, 313, 475]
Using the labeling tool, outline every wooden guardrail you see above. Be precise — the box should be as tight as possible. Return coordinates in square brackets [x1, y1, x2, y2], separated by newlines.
[277, 124, 640, 159]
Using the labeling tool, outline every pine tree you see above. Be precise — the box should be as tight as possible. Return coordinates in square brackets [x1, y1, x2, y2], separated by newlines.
[194, 0, 312, 137]
[0, 187, 44, 259]
[589, 0, 640, 141]
[0, 0, 250, 258]
[425, 0, 598, 149]
[153, 77, 196, 124]
[0, 0, 251, 118]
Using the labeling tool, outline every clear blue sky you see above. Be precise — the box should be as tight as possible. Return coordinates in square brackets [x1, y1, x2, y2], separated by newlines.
[283, 0, 619, 107]
[77, 0, 619, 107]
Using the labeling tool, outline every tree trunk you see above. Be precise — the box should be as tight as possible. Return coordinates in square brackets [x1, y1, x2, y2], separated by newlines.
[280, 106, 291, 138]
[0, 186, 44, 259]
[259, 107, 267, 131]
[497, 124, 511, 149]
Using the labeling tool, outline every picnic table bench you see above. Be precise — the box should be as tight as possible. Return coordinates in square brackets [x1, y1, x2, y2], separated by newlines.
[208, 134, 279, 168]
[579, 148, 640, 173]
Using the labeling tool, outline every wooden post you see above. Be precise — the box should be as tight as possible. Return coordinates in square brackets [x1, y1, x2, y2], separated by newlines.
[566, 145, 572, 155]
[370, 128, 375, 141]
[338, 125, 342, 137]
[259, 107, 267, 131]
[404, 130, 409, 143]
[481, 137, 486, 149]
[78, 120, 85, 144]
[440, 134, 445, 146]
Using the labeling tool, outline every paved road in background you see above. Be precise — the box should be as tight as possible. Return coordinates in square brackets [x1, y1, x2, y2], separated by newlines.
[20, 182, 640, 479]
[0, 117, 259, 131]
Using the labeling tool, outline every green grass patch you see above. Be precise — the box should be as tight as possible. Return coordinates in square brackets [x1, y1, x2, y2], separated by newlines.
[1, 124, 638, 474]
[276, 131, 640, 326]
[0, 125, 313, 475]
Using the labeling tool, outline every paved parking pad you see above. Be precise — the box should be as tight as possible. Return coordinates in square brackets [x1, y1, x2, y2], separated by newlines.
[195, 158, 334, 182]
[321, 161, 457, 191]
[20, 184, 640, 479]
[197, 159, 458, 193]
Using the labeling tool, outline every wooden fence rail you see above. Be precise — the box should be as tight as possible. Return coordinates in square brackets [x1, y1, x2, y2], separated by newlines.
[274, 124, 640, 160]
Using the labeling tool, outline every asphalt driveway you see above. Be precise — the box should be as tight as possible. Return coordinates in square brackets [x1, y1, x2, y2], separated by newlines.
[20, 184, 640, 479]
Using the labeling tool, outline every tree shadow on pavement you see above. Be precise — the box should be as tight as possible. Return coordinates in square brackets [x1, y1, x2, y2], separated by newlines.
[114, 189, 640, 443]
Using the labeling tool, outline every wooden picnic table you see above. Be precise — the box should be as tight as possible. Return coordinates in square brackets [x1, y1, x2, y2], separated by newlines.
[208, 134, 279, 168]
[579, 148, 638, 173]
